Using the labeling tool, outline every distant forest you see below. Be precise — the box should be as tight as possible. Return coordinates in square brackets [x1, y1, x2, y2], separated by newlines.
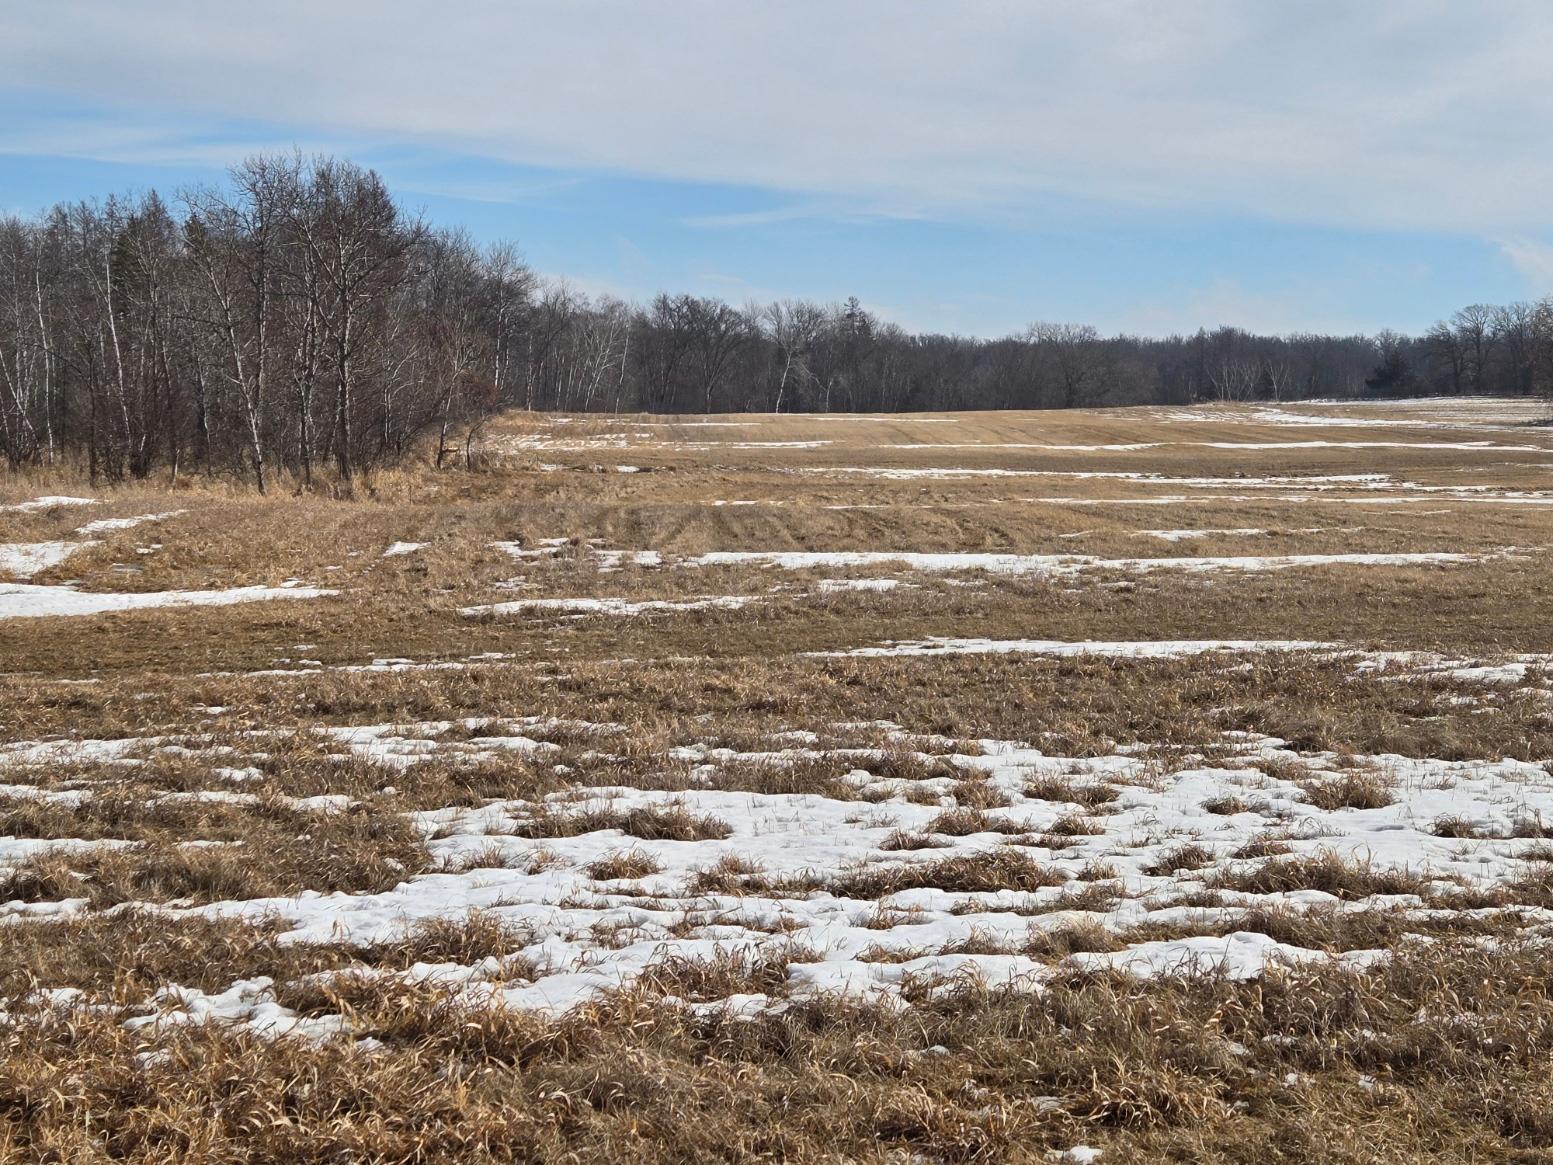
[3, 154, 1551, 488]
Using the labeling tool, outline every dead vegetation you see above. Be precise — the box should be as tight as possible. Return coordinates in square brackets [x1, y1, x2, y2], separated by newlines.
[4, 404, 1553, 1160]
[1298, 767, 1396, 811]
[1210, 850, 1430, 900]
[508, 802, 733, 842]
[586, 849, 664, 880]
[8, 940, 1553, 1161]
[824, 850, 1070, 897]
[0, 800, 427, 907]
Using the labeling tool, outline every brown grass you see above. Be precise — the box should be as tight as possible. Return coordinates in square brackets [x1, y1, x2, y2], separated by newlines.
[825, 849, 1070, 897]
[1300, 768, 1396, 811]
[686, 854, 768, 894]
[1211, 851, 1430, 900]
[1145, 842, 1215, 876]
[924, 807, 1025, 836]
[6, 403, 1553, 1159]
[586, 849, 664, 880]
[1024, 775, 1122, 807]
[1202, 793, 1251, 815]
[10, 939, 1553, 1161]
[0, 800, 427, 907]
[507, 802, 732, 842]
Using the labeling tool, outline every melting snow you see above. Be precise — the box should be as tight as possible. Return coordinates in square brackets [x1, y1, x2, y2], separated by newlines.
[667, 549, 1499, 575]
[461, 595, 760, 618]
[0, 541, 97, 578]
[13, 706, 1553, 1031]
[0, 495, 97, 513]
[814, 638, 1337, 658]
[142, 732, 1553, 1022]
[74, 511, 186, 534]
[1139, 528, 1268, 541]
[0, 582, 337, 620]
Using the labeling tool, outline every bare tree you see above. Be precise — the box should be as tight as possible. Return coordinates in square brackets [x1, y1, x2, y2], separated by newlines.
[1027, 322, 1105, 409]
[183, 156, 298, 492]
[680, 296, 752, 413]
[1452, 304, 1498, 394]
[290, 158, 419, 487]
[8, 150, 1553, 490]
[758, 300, 825, 412]
[482, 241, 535, 408]
[1531, 298, 1553, 415]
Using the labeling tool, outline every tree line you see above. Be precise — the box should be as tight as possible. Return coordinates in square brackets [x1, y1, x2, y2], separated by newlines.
[3, 153, 1551, 488]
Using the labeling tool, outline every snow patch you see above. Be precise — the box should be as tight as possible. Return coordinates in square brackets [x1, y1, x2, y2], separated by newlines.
[74, 511, 185, 535]
[461, 595, 760, 618]
[814, 638, 1336, 659]
[0, 541, 98, 578]
[0, 582, 337, 620]
[0, 495, 96, 513]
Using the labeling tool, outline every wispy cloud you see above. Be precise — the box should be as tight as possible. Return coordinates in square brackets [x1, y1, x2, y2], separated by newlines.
[4, 2, 1546, 336]
[1499, 238, 1553, 294]
[6, 1, 1553, 236]
[1117, 277, 1384, 339]
[684, 205, 839, 230]
[391, 173, 584, 205]
[684, 202, 931, 230]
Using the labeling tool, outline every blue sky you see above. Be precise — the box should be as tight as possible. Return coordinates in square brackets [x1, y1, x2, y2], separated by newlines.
[4, 1, 1552, 338]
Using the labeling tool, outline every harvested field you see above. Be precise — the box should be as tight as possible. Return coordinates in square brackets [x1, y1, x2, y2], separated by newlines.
[4, 396, 1553, 1162]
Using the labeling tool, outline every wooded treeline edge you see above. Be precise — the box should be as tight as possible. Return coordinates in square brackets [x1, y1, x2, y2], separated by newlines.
[3, 154, 1550, 489]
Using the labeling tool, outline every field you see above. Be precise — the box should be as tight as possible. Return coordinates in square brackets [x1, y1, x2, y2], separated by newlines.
[4, 396, 1553, 1162]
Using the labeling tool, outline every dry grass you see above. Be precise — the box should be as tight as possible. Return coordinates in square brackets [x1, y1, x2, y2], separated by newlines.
[1024, 775, 1122, 808]
[1299, 768, 1397, 811]
[1232, 832, 1296, 859]
[1144, 842, 1215, 875]
[1022, 918, 1126, 959]
[0, 909, 534, 1003]
[878, 828, 951, 852]
[586, 848, 664, 880]
[508, 802, 732, 842]
[5, 402, 1553, 1159]
[7, 651, 1553, 776]
[1211, 851, 1431, 900]
[1203, 793, 1252, 815]
[686, 854, 768, 894]
[1433, 814, 1491, 838]
[633, 946, 815, 1001]
[1044, 812, 1105, 837]
[0, 911, 341, 1000]
[924, 806, 1025, 836]
[7, 940, 1553, 1161]
[0, 800, 427, 907]
[825, 849, 1070, 897]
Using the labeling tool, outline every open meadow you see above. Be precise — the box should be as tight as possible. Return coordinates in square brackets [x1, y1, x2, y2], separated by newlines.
[5, 396, 1553, 1162]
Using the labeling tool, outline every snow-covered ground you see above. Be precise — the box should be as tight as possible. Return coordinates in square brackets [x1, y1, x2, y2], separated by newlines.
[6, 645, 1553, 1039]
[813, 637, 1338, 658]
[496, 541, 1517, 578]
[0, 540, 96, 578]
[0, 497, 335, 618]
[0, 495, 97, 513]
[4, 400, 1551, 1065]
[0, 581, 336, 619]
[74, 511, 186, 535]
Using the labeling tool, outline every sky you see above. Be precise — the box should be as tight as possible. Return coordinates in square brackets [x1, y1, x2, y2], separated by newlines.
[3, 0, 1553, 338]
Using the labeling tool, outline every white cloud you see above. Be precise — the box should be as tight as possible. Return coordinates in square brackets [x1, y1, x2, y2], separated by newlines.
[5, 1, 1553, 236]
[1113, 277, 1382, 338]
[1499, 238, 1553, 294]
[683, 202, 930, 230]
